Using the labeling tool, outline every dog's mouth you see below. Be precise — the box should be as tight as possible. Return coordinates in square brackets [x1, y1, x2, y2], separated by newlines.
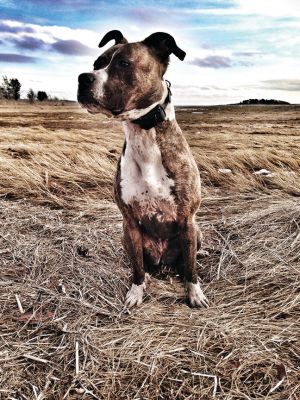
[78, 90, 126, 117]
[78, 100, 112, 117]
[77, 93, 107, 116]
[77, 75, 130, 119]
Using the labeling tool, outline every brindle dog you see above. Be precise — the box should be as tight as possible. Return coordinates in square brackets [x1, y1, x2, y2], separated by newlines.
[78, 30, 208, 308]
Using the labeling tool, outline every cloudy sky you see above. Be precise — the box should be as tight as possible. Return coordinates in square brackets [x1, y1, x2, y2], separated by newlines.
[0, 0, 299, 104]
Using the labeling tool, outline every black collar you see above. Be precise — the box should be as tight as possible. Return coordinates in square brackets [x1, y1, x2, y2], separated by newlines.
[132, 80, 172, 130]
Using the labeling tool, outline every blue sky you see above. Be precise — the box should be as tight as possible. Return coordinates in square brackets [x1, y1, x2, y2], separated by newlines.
[0, 0, 299, 104]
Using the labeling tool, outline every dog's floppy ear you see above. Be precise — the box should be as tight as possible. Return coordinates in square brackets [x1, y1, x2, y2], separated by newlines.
[99, 30, 128, 47]
[143, 32, 186, 61]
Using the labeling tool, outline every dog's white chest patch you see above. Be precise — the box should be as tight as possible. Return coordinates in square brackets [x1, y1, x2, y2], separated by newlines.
[120, 122, 176, 220]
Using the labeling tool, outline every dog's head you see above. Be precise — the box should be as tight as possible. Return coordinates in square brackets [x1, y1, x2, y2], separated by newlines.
[77, 30, 185, 119]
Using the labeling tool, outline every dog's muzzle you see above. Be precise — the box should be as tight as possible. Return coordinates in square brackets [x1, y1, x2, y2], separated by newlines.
[77, 73, 97, 106]
[78, 73, 95, 89]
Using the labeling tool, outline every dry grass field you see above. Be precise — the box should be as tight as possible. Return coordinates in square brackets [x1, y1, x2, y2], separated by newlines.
[0, 101, 299, 399]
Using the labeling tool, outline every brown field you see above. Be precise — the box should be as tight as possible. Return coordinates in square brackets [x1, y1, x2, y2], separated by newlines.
[0, 101, 299, 399]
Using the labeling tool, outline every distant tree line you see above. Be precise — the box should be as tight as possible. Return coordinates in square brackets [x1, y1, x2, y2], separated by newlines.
[240, 98, 290, 105]
[0, 76, 60, 102]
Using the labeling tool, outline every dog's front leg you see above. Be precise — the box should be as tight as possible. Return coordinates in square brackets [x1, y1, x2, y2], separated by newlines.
[123, 219, 146, 308]
[179, 220, 209, 307]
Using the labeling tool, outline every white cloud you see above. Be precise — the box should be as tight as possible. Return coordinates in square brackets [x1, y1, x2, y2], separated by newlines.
[186, 0, 300, 17]
[1, 19, 99, 46]
[235, 0, 300, 18]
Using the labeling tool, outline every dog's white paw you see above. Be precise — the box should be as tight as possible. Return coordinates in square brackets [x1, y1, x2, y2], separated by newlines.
[187, 281, 209, 308]
[125, 282, 145, 308]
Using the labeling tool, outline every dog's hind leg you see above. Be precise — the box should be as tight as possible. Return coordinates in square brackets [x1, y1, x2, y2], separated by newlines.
[179, 220, 208, 308]
[123, 219, 146, 308]
[196, 226, 210, 258]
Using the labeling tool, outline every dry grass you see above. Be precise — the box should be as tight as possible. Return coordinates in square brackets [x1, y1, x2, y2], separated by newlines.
[0, 101, 299, 399]
[1, 102, 300, 207]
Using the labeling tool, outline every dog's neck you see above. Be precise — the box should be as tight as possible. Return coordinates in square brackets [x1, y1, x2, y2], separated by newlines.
[132, 81, 173, 130]
[122, 102, 176, 139]
[121, 80, 179, 150]
[119, 80, 175, 129]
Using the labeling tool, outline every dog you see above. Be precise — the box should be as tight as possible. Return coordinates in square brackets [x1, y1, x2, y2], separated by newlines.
[77, 30, 208, 308]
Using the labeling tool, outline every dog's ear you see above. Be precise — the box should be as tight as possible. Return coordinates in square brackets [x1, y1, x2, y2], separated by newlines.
[99, 30, 128, 47]
[143, 32, 186, 61]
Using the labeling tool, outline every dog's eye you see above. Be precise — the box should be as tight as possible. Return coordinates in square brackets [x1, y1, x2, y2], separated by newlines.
[118, 60, 130, 67]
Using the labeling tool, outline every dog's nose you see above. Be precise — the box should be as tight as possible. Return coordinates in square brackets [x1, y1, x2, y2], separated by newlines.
[78, 73, 95, 87]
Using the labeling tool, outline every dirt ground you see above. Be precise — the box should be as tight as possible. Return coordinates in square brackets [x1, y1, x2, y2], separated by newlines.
[0, 101, 299, 399]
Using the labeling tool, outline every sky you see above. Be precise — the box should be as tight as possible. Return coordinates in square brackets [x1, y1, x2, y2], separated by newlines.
[0, 0, 299, 105]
